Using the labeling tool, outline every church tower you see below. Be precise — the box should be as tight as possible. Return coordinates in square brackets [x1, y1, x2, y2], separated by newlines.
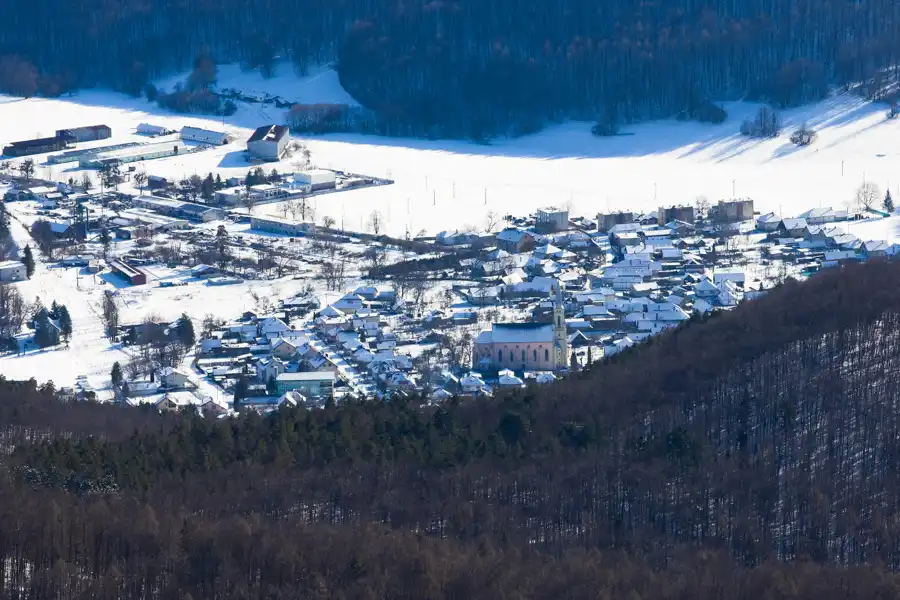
[552, 281, 568, 370]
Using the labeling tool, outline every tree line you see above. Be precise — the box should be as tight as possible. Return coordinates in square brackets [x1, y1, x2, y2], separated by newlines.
[1, 0, 900, 138]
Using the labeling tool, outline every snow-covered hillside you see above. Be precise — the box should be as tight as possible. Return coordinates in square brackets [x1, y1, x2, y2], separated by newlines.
[1, 74, 900, 237]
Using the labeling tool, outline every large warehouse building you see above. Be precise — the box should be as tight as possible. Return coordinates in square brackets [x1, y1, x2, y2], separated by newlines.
[3, 135, 73, 157]
[56, 125, 112, 143]
[247, 125, 289, 161]
[132, 196, 226, 222]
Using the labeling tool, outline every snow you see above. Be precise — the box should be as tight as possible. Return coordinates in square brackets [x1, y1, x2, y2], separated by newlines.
[2, 80, 900, 238]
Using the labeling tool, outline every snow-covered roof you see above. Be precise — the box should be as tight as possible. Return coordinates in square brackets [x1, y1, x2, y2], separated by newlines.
[488, 323, 554, 344]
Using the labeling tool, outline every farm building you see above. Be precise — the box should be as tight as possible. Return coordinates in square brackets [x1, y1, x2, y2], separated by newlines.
[3, 135, 73, 157]
[0, 260, 26, 282]
[136, 123, 172, 136]
[109, 260, 148, 285]
[55, 125, 111, 142]
[48, 142, 142, 164]
[250, 215, 316, 236]
[180, 126, 228, 145]
[81, 141, 188, 168]
[292, 170, 336, 191]
[247, 125, 289, 161]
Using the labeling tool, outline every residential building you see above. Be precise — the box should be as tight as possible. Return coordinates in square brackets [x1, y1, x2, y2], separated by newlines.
[247, 125, 290, 161]
[710, 198, 754, 223]
[132, 196, 226, 222]
[0, 260, 26, 282]
[657, 205, 695, 225]
[597, 211, 635, 232]
[535, 206, 569, 233]
[180, 126, 228, 145]
[798, 207, 849, 225]
[55, 125, 111, 142]
[496, 228, 536, 253]
[756, 212, 781, 231]
[275, 372, 336, 398]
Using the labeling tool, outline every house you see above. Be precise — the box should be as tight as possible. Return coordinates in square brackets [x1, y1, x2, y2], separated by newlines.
[256, 357, 286, 383]
[0, 260, 26, 282]
[497, 369, 526, 388]
[777, 218, 808, 237]
[496, 228, 536, 253]
[159, 367, 194, 390]
[247, 125, 290, 161]
[460, 372, 488, 395]
[436, 230, 480, 246]
[198, 398, 229, 417]
[275, 372, 336, 398]
[535, 206, 569, 233]
[258, 317, 291, 338]
[694, 278, 720, 298]
[862, 240, 890, 258]
[712, 268, 745, 286]
[270, 338, 299, 359]
[798, 207, 849, 225]
[756, 212, 781, 231]
[180, 126, 228, 145]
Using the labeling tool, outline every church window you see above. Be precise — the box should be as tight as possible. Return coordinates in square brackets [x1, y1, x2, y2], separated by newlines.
[533, 349, 537, 361]
[545, 349, 549, 361]
[498, 349, 503, 362]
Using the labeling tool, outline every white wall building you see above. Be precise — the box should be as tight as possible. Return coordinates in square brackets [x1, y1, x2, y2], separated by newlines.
[180, 126, 229, 145]
[247, 125, 290, 161]
[0, 260, 26, 282]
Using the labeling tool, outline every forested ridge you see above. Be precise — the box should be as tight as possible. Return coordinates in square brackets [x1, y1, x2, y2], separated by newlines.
[5, 261, 900, 597]
[2, 0, 900, 137]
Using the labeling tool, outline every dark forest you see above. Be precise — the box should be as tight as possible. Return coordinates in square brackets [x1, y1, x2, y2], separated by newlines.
[1, 0, 900, 137]
[5, 260, 900, 597]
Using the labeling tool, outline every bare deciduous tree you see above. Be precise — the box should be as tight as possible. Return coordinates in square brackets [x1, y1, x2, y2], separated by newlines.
[855, 182, 881, 212]
[368, 210, 383, 235]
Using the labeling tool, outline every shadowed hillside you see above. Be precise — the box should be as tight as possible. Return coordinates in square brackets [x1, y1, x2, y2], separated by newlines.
[2, 0, 900, 137]
[6, 260, 900, 597]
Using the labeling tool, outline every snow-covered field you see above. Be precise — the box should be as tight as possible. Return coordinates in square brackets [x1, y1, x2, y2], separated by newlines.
[2, 65, 900, 237]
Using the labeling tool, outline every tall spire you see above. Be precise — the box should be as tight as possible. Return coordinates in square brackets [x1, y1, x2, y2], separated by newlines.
[552, 280, 568, 370]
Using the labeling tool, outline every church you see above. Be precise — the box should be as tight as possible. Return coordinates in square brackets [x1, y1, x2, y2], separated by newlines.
[473, 284, 569, 372]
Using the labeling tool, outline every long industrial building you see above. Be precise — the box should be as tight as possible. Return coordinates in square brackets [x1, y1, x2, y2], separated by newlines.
[132, 195, 226, 222]
[48, 142, 142, 164]
[250, 215, 316, 236]
[56, 125, 111, 142]
[81, 141, 189, 168]
[3, 135, 73, 157]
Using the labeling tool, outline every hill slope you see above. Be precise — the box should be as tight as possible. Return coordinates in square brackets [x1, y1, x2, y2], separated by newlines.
[2, 0, 900, 137]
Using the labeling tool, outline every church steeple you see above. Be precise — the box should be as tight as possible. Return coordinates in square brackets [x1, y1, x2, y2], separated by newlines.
[552, 281, 568, 370]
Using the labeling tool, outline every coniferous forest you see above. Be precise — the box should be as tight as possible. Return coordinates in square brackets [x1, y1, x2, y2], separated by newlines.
[6, 260, 900, 597]
[1, 0, 900, 137]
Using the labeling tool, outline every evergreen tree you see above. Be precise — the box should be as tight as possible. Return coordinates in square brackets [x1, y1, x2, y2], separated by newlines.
[32, 308, 55, 348]
[233, 376, 249, 403]
[49, 300, 60, 320]
[884, 189, 895, 213]
[214, 173, 224, 189]
[22, 245, 35, 278]
[266, 376, 278, 396]
[201, 173, 215, 201]
[57, 305, 72, 342]
[176, 313, 196, 348]
[110, 361, 123, 387]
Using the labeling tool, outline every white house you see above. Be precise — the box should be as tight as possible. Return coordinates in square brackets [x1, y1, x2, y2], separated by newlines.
[258, 317, 291, 338]
[0, 260, 26, 282]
